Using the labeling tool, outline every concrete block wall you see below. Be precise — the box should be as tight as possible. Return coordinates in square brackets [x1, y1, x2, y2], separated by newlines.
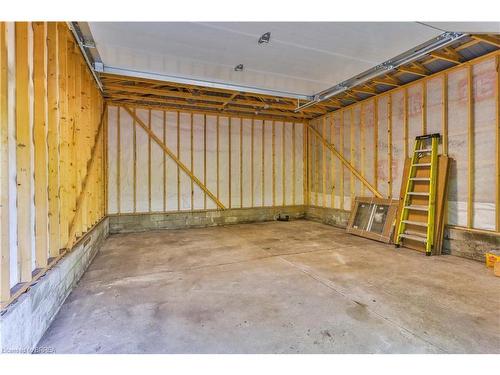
[443, 227, 500, 262]
[0, 218, 109, 353]
[304, 206, 350, 228]
[109, 206, 306, 233]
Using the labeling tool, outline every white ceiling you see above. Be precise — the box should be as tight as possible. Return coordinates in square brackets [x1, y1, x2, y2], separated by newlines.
[424, 22, 500, 33]
[88, 22, 498, 97]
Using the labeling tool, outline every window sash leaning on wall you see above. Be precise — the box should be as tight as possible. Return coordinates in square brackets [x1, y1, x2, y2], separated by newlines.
[0, 22, 105, 308]
[307, 50, 500, 234]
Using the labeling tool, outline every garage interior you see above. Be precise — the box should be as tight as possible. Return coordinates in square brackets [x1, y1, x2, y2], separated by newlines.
[0, 21, 499, 354]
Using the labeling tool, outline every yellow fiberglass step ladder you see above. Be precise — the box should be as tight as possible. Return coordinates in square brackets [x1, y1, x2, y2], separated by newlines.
[395, 133, 440, 256]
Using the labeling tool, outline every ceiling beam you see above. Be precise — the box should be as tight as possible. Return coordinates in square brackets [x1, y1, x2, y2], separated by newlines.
[107, 100, 308, 122]
[430, 50, 462, 64]
[351, 85, 377, 95]
[99, 66, 312, 100]
[104, 83, 324, 115]
[471, 34, 500, 48]
[372, 75, 401, 87]
[397, 64, 428, 77]
[106, 92, 308, 119]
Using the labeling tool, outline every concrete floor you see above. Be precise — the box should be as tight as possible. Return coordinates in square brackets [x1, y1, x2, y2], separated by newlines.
[39, 220, 500, 354]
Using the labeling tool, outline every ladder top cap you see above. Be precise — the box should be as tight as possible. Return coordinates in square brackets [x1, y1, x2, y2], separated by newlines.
[415, 133, 441, 140]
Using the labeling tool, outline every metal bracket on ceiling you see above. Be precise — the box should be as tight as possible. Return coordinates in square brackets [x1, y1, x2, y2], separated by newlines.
[294, 31, 468, 112]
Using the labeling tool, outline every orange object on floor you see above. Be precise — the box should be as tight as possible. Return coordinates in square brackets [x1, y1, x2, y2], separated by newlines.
[494, 262, 500, 277]
[485, 251, 500, 268]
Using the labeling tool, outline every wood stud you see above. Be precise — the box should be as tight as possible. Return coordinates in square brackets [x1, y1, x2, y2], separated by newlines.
[467, 65, 474, 229]
[0, 22, 10, 302]
[1, 22, 105, 308]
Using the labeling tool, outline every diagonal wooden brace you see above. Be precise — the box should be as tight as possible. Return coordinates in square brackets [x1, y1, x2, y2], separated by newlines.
[123, 106, 226, 210]
[305, 122, 383, 198]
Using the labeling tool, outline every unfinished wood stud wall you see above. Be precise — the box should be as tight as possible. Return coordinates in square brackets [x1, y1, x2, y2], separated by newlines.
[308, 51, 500, 233]
[107, 105, 305, 214]
[0, 22, 105, 308]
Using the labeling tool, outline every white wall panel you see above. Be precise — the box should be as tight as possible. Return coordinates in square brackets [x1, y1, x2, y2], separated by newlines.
[192, 114, 205, 210]
[263, 121, 273, 206]
[391, 91, 404, 200]
[150, 110, 165, 212]
[252, 120, 263, 207]
[205, 115, 217, 210]
[119, 107, 134, 213]
[472, 59, 496, 230]
[179, 113, 191, 210]
[274, 121, 283, 206]
[241, 119, 252, 208]
[165, 111, 179, 211]
[295, 123, 304, 205]
[218, 117, 230, 208]
[135, 109, 149, 212]
[107, 106, 118, 214]
[447, 68, 468, 227]
[229, 118, 241, 208]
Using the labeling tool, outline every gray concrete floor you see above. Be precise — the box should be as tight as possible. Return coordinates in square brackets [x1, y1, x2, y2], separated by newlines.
[39, 220, 500, 354]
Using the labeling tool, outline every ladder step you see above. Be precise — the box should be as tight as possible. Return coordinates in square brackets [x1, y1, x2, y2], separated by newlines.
[414, 148, 432, 153]
[399, 233, 427, 243]
[402, 220, 428, 227]
[410, 177, 430, 181]
[408, 192, 429, 196]
[412, 163, 431, 167]
[404, 205, 429, 211]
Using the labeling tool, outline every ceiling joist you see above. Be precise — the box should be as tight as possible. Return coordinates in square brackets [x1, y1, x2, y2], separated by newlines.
[100, 34, 499, 121]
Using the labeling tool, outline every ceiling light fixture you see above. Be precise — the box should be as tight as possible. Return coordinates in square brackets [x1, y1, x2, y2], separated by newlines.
[234, 64, 244, 72]
[258, 32, 271, 45]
